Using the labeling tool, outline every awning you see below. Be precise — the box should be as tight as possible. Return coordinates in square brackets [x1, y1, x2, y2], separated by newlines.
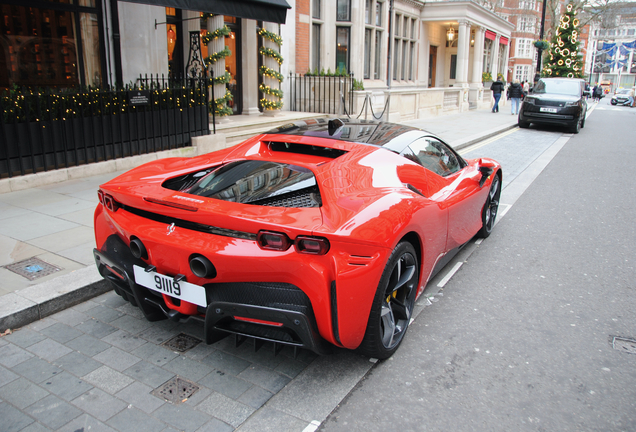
[500, 36, 509, 45]
[485, 30, 496, 40]
[120, 0, 291, 24]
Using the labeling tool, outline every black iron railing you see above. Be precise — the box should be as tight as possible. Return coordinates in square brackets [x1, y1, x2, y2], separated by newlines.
[0, 74, 211, 179]
[288, 73, 354, 115]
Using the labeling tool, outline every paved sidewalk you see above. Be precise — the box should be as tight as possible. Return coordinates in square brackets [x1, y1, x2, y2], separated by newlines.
[0, 107, 517, 331]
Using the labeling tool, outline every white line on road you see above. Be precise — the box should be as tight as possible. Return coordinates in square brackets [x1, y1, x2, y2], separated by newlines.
[437, 262, 464, 288]
[302, 421, 321, 432]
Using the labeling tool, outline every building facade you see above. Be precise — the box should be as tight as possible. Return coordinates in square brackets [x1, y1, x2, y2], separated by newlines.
[1, 0, 515, 123]
[585, 3, 636, 90]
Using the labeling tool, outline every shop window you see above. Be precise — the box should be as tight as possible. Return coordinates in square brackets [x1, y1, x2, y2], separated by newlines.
[0, 2, 103, 88]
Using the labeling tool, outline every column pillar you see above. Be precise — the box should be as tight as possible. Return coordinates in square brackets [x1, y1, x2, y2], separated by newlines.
[471, 26, 485, 85]
[491, 34, 500, 79]
[242, 19, 260, 115]
[455, 20, 470, 85]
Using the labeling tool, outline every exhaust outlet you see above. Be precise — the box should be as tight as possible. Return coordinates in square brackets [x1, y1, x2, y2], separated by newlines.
[190, 255, 216, 279]
[129, 238, 148, 260]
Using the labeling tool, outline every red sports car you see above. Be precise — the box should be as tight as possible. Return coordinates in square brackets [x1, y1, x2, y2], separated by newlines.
[93, 118, 501, 359]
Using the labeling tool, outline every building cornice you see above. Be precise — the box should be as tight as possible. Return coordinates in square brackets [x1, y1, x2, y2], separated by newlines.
[421, 0, 515, 35]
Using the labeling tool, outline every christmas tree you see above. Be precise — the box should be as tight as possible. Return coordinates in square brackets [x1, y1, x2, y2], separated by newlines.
[542, 3, 584, 78]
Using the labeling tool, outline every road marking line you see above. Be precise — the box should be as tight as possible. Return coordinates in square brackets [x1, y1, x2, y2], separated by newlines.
[302, 421, 321, 432]
[437, 262, 463, 288]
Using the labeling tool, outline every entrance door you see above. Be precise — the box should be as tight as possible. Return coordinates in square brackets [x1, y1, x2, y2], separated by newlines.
[224, 16, 241, 115]
[429, 45, 437, 87]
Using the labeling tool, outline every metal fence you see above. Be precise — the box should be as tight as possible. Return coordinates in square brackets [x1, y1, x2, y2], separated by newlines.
[0, 74, 211, 179]
[288, 73, 354, 115]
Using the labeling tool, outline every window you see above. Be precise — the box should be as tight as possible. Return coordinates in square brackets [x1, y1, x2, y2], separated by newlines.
[517, 16, 536, 33]
[629, 29, 635, 36]
[313, 0, 321, 19]
[407, 138, 462, 177]
[364, 0, 385, 80]
[519, 0, 536, 10]
[515, 38, 533, 58]
[312, 0, 323, 72]
[392, 13, 417, 81]
[514, 64, 532, 82]
[312, 24, 321, 70]
[337, 0, 350, 21]
[336, 27, 350, 72]
[450, 54, 457, 80]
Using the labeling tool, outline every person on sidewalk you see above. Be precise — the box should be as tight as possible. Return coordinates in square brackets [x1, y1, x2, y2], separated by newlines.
[523, 80, 530, 95]
[626, 87, 635, 107]
[490, 77, 504, 113]
[507, 79, 524, 115]
[593, 84, 603, 103]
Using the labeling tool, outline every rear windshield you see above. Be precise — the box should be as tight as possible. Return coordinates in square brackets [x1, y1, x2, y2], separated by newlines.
[534, 80, 581, 96]
[186, 160, 317, 204]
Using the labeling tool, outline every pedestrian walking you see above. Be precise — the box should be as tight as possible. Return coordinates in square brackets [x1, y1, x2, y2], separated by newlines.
[507, 79, 524, 115]
[593, 84, 602, 103]
[627, 86, 635, 107]
[523, 80, 530, 94]
[490, 77, 504, 113]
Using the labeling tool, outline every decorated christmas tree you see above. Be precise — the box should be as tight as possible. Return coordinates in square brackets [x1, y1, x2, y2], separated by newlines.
[542, 3, 584, 78]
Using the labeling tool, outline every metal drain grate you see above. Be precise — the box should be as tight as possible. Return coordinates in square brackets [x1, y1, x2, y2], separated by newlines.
[152, 377, 199, 404]
[162, 333, 201, 352]
[612, 337, 636, 355]
[5, 258, 61, 281]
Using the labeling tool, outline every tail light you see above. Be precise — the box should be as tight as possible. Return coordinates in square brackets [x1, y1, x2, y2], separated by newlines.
[257, 231, 292, 251]
[98, 190, 119, 212]
[295, 236, 330, 255]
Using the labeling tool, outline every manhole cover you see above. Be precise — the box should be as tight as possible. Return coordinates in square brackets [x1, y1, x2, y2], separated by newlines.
[162, 333, 201, 352]
[612, 337, 636, 355]
[152, 377, 199, 404]
[5, 258, 61, 281]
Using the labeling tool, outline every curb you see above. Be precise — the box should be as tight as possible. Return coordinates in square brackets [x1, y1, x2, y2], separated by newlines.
[0, 266, 110, 332]
[452, 122, 518, 150]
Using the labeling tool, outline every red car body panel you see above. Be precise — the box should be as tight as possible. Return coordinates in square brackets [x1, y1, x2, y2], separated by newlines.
[93, 120, 501, 353]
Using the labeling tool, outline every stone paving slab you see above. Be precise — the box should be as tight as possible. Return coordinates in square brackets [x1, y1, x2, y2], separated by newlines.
[0, 291, 329, 431]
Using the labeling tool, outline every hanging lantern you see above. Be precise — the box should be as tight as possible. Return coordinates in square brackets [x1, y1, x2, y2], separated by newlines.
[167, 25, 176, 61]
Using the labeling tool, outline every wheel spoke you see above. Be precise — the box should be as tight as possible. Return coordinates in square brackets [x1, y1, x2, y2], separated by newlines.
[380, 303, 395, 347]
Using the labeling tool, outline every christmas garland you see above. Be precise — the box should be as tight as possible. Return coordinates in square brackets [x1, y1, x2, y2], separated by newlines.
[258, 28, 284, 111]
[258, 28, 283, 46]
[259, 84, 283, 99]
[211, 89, 233, 116]
[201, 25, 231, 45]
[213, 71, 232, 85]
[259, 66, 284, 82]
[259, 47, 284, 65]
[204, 46, 231, 66]
[260, 98, 283, 110]
[201, 13, 215, 20]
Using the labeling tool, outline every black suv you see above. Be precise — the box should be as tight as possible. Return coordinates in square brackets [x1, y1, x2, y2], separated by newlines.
[519, 78, 588, 134]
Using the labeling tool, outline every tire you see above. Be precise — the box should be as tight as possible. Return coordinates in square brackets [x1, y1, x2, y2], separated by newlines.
[570, 117, 581, 134]
[478, 173, 501, 238]
[611, 100, 617, 105]
[518, 120, 530, 128]
[581, 114, 586, 128]
[358, 241, 419, 359]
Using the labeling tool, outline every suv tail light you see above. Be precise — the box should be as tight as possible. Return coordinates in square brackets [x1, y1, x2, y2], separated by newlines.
[257, 231, 292, 251]
[295, 236, 330, 255]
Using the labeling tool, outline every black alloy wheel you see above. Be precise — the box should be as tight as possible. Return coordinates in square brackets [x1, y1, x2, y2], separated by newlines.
[478, 173, 501, 238]
[359, 241, 419, 359]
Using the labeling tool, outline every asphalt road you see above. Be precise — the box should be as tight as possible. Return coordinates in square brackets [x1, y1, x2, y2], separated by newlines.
[318, 103, 636, 431]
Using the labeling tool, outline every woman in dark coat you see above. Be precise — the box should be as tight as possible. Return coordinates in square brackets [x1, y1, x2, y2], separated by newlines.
[490, 78, 504, 113]
[507, 79, 524, 115]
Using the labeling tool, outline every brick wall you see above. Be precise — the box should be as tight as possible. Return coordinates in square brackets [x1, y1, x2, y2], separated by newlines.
[296, 0, 310, 73]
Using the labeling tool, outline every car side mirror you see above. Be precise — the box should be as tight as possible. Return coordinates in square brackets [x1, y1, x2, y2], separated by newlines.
[478, 159, 496, 188]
